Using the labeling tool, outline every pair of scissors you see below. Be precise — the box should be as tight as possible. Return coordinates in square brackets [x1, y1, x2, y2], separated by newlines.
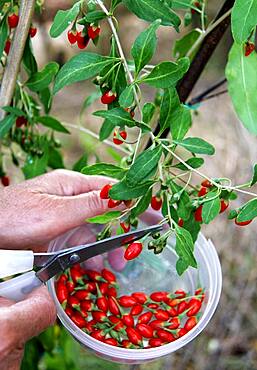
[0, 224, 162, 302]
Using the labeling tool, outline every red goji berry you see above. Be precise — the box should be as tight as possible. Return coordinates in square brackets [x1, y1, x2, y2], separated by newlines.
[119, 295, 137, 307]
[106, 286, 117, 297]
[101, 90, 117, 105]
[168, 317, 180, 330]
[4, 40, 11, 54]
[149, 338, 163, 347]
[235, 218, 252, 226]
[177, 328, 187, 338]
[154, 309, 170, 321]
[245, 42, 255, 57]
[187, 298, 202, 316]
[65, 306, 73, 317]
[92, 311, 108, 322]
[108, 198, 122, 208]
[71, 312, 86, 328]
[136, 323, 154, 338]
[96, 296, 109, 312]
[113, 130, 127, 145]
[138, 311, 153, 324]
[198, 187, 208, 197]
[104, 338, 118, 346]
[68, 296, 80, 309]
[29, 26, 37, 38]
[108, 296, 120, 316]
[147, 303, 159, 309]
[174, 289, 186, 299]
[194, 205, 203, 222]
[201, 180, 212, 188]
[56, 284, 68, 305]
[80, 300, 94, 312]
[184, 316, 198, 331]
[220, 199, 229, 213]
[156, 329, 175, 343]
[177, 301, 188, 314]
[150, 291, 168, 302]
[149, 320, 165, 330]
[122, 314, 134, 327]
[132, 292, 148, 304]
[100, 184, 112, 199]
[124, 242, 143, 261]
[91, 329, 106, 341]
[120, 221, 130, 233]
[151, 196, 163, 211]
[87, 24, 101, 40]
[130, 304, 143, 316]
[8, 13, 19, 28]
[101, 268, 116, 283]
[74, 290, 94, 301]
[126, 327, 142, 345]
[178, 218, 184, 227]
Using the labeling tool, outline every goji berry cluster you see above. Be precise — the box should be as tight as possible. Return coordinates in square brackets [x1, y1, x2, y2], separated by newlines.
[56, 265, 204, 348]
[67, 23, 100, 49]
[4, 12, 37, 56]
[100, 183, 132, 209]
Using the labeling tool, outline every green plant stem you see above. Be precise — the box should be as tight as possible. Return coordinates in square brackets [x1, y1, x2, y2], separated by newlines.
[161, 143, 257, 198]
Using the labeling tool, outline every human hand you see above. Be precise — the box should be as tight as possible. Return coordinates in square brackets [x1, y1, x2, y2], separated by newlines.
[0, 286, 56, 370]
[0, 169, 122, 251]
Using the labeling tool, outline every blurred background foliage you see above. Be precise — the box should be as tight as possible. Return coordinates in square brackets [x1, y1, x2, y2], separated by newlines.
[16, 0, 257, 369]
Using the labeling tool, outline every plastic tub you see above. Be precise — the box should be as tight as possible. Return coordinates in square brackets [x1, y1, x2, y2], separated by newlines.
[47, 222, 222, 364]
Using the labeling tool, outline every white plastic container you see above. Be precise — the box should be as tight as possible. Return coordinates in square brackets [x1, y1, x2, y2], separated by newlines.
[47, 223, 222, 364]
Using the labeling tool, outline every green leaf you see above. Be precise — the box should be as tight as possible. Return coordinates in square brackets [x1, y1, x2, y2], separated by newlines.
[84, 10, 106, 23]
[48, 147, 65, 169]
[226, 42, 257, 135]
[173, 157, 204, 170]
[119, 85, 135, 108]
[109, 180, 154, 200]
[177, 191, 192, 221]
[22, 150, 49, 179]
[80, 90, 102, 117]
[26, 62, 59, 92]
[142, 102, 155, 123]
[182, 212, 201, 242]
[0, 114, 16, 138]
[2, 106, 25, 117]
[54, 53, 117, 94]
[142, 58, 190, 88]
[251, 164, 257, 186]
[37, 116, 70, 134]
[131, 188, 152, 219]
[160, 87, 180, 131]
[99, 119, 116, 141]
[173, 29, 201, 59]
[81, 163, 127, 180]
[202, 192, 221, 224]
[22, 38, 38, 76]
[73, 153, 88, 172]
[122, 0, 181, 29]
[171, 0, 193, 9]
[86, 211, 122, 224]
[125, 145, 163, 187]
[171, 105, 192, 140]
[111, 0, 122, 11]
[39, 88, 52, 114]
[50, 2, 80, 38]
[237, 198, 257, 222]
[175, 226, 197, 275]
[231, 0, 257, 43]
[94, 108, 135, 127]
[173, 137, 215, 155]
[131, 20, 161, 74]
[0, 17, 8, 58]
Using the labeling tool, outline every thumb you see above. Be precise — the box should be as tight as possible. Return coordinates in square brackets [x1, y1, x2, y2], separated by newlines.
[50, 189, 126, 230]
[8, 286, 56, 344]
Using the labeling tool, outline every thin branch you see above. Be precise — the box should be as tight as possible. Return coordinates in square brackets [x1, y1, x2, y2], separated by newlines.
[162, 143, 257, 198]
[0, 0, 36, 120]
[64, 122, 130, 154]
[187, 78, 227, 105]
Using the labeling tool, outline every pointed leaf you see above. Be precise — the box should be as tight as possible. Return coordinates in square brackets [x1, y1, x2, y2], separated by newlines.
[37, 116, 70, 134]
[132, 20, 161, 74]
[226, 42, 257, 135]
[122, 0, 181, 29]
[109, 180, 154, 200]
[173, 137, 215, 155]
[175, 226, 197, 275]
[125, 145, 163, 186]
[142, 58, 190, 88]
[26, 62, 59, 92]
[81, 163, 127, 180]
[119, 85, 135, 108]
[50, 2, 80, 38]
[54, 53, 117, 94]
[0, 114, 15, 138]
[86, 211, 122, 224]
[237, 198, 257, 222]
[231, 0, 257, 43]
[94, 108, 136, 127]
[202, 192, 221, 224]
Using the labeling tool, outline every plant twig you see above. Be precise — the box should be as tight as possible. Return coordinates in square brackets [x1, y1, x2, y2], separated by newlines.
[0, 0, 36, 120]
[187, 78, 227, 105]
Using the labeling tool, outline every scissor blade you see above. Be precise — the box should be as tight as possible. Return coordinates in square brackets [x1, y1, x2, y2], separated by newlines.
[36, 224, 162, 282]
